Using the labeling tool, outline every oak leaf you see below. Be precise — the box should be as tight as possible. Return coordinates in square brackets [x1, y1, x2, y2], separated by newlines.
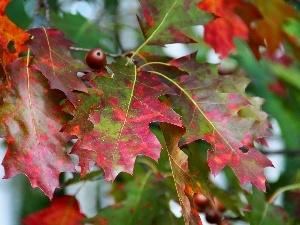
[0, 0, 29, 65]
[0, 57, 75, 199]
[0, 0, 29, 88]
[22, 195, 85, 225]
[162, 53, 273, 191]
[64, 61, 182, 180]
[198, 0, 260, 58]
[26, 28, 88, 105]
[137, 0, 214, 46]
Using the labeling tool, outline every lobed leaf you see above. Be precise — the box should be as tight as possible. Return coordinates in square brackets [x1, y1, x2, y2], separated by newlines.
[0, 56, 75, 198]
[26, 28, 88, 105]
[158, 53, 273, 191]
[64, 61, 182, 180]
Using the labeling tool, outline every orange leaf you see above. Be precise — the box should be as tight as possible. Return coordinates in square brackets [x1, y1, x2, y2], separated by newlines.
[252, 0, 299, 54]
[0, 0, 29, 64]
[22, 196, 85, 225]
[198, 0, 259, 58]
[0, 0, 29, 88]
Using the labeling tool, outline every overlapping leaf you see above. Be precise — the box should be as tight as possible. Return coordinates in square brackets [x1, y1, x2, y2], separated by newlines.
[0, 0, 29, 65]
[160, 123, 203, 225]
[252, 0, 300, 57]
[0, 0, 29, 88]
[26, 28, 88, 105]
[85, 172, 183, 225]
[198, 0, 260, 58]
[159, 53, 273, 191]
[0, 57, 75, 198]
[137, 0, 214, 46]
[245, 189, 289, 224]
[64, 61, 182, 180]
[22, 195, 85, 225]
[169, 52, 217, 77]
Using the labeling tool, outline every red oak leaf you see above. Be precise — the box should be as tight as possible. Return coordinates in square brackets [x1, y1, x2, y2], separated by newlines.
[198, 0, 260, 58]
[161, 123, 204, 225]
[137, 0, 214, 46]
[64, 61, 182, 180]
[164, 53, 273, 191]
[0, 57, 75, 199]
[26, 28, 88, 105]
[22, 195, 85, 225]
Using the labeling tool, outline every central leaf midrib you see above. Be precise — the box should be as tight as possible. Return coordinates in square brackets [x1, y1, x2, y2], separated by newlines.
[113, 66, 137, 160]
[26, 50, 38, 145]
[42, 27, 57, 81]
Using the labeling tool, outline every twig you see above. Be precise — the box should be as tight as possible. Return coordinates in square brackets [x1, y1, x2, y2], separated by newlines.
[69, 46, 133, 58]
[41, 0, 51, 28]
[136, 158, 159, 174]
[69, 47, 91, 52]
[268, 183, 300, 203]
[261, 150, 300, 156]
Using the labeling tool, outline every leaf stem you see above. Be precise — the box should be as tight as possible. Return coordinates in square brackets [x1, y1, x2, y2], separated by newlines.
[136, 158, 159, 174]
[137, 61, 171, 71]
[267, 183, 300, 204]
[69, 46, 90, 52]
[261, 149, 300, 156]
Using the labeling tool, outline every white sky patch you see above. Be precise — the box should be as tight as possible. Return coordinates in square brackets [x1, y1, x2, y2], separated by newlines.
[164, 43, 191, 58]
[209, 171, 228, 189]
[206, 49, 221, 63]
[169, 199, 182, 218]
[0, 139, 22, 225]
